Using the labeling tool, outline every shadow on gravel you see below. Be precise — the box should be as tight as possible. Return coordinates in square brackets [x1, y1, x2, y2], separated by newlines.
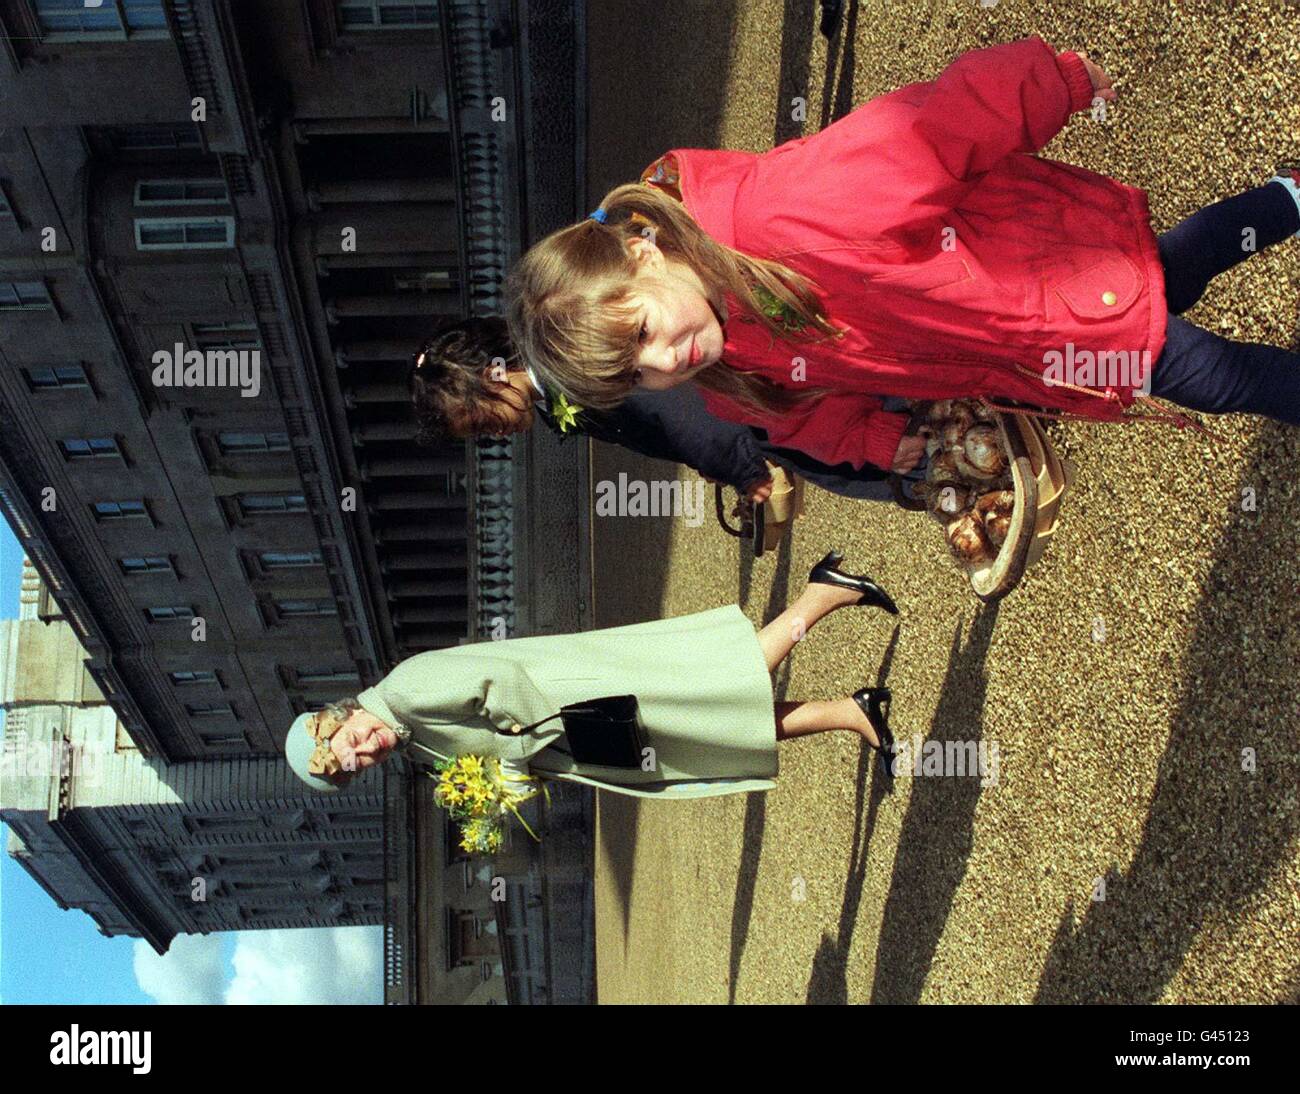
[803, 619, 900, 1003]
[727, 531, 796, 1002]
[1035, 437, 1300, 1003]
[868, 602, 1000, 1004]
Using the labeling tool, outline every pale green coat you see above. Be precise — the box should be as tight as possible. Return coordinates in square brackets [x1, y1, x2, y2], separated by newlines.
[355, 606, 778, 799]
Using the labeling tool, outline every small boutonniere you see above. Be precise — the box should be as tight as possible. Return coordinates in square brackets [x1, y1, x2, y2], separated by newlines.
[751, 284, 806, 336]
[550, 390, 584, 434]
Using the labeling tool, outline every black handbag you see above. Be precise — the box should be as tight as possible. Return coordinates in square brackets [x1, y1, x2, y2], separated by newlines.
[510, 695, 646, 769]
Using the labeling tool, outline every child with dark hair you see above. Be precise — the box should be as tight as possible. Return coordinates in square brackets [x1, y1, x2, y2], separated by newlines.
[409, 317, 911, 502]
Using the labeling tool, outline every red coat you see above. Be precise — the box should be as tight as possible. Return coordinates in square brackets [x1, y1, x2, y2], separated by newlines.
[648, 36, 1169, 471]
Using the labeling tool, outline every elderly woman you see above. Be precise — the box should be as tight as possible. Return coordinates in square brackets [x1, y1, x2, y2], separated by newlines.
[285, 551, 900, 797]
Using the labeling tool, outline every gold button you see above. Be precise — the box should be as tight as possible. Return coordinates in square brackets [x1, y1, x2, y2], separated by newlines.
[1101, 291, 1117, 306]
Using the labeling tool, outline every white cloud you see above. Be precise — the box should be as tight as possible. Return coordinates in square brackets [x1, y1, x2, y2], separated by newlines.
[225, 926, 383, 1005]
[134, 926, 383, 1005]
[133, 933, 226, 1004]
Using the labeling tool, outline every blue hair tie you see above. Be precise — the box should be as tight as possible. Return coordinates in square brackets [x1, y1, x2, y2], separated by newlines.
[588, 208, 608, 224]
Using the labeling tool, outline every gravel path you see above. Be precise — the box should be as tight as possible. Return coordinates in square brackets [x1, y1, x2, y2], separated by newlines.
[586, 0, 1300, 1004]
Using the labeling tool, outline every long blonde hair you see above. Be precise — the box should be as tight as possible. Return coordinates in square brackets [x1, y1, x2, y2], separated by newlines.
[505, 182, 845, 415]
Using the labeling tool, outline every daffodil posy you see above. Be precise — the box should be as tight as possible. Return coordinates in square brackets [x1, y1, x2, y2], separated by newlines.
[550, 390, 584, 434]
[429, 754, 549, 855]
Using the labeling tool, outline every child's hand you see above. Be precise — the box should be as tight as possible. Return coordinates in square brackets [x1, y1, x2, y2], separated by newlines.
[1077, 51, 1117, 103]
[890, 433, 928, 473]
[746, 476, 774, 504]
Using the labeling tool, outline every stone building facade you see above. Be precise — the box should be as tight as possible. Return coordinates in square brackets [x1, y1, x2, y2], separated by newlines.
[0, 0, 593, 1004]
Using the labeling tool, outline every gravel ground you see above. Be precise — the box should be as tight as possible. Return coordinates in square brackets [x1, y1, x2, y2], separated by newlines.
[585, 0, 1300, 1004]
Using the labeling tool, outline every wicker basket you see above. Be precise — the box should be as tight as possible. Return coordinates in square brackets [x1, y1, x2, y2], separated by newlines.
[893, 410, 1073, 602]
[967, 414, 1073, 601]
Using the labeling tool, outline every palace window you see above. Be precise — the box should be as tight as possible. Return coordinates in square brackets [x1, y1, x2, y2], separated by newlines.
[274, 599, 338, 619]
[170, 670, 219, 686]
[134, 216, 235, 251]
[336, 1, 438, 30]
[60, 437, 121, 461]
[33, 0, 167, 39]
[218, 432, 289, 454]
[24, 364, 89, 391]
[119, 555, 173, 576]
[193, 322, 260, 351]
[257, 551, 323, 570]
[187, 702, 235, 718]
[145, 605, 192, 622]
[93, 499, 150, 523]
[107, 124, 203, 152]
[135, 179, 229, 206]
[237, 493, 307, 516]
[295, 669, 360, 686]
[0, 281, 52, 311]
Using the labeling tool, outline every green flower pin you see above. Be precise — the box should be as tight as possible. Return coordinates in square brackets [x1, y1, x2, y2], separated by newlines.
[550, 390, 584, 434]
[751, 284, 806, 335]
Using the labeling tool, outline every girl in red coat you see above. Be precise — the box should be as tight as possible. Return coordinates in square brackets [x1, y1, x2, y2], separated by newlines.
[506, 36, 1300, 474]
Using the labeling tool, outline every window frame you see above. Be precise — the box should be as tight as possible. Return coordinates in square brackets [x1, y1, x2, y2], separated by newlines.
[23, 363, 91, 392]
[134, 178, 230, 207]
[92, 498, 152, 524]
[59, 436, 123, 462]
[216, 431, 291, 455]
[169, 670, 221, 687]
[134, 216, 236, 251]
[235, 493, 309, 518]
[144, 604, 195, 623]
[334, 0, 440, 33]
[29, 0, 170, 42]
[118, 555, 175, 577]
[0, 280, 53, 312]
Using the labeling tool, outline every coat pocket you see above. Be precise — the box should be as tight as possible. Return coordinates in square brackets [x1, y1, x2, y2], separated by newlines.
[862, 255, 974, 293]
[1052, 256, 1142, 319]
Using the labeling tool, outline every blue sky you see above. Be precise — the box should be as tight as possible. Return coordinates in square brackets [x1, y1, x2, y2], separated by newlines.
[0, 524, 381, 1004]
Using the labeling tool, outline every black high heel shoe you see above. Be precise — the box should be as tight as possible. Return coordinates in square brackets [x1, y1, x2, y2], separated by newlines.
[852, 685, 897, 780]
[809, 550, 899, 615]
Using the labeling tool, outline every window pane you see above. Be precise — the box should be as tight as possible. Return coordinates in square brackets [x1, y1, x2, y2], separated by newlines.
[138, 224, 184, 245]
[186, 222, 231, 244]
[122, 0, 167, 30]
[114, 125, 202, 151]
[137, 182, 185, 202]
[260, 552, 322, 568]
[339, 1, 438, 29]
[63, 438, 118, 459]
[1, 281, 52, 310]
[136, 218, 233, 250]
[35, 0, 166, 34]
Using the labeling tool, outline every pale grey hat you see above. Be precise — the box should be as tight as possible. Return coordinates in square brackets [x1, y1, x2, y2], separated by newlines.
[284, 711, 343, 794]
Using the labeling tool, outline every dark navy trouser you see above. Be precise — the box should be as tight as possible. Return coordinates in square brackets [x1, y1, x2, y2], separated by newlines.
[1152, 182, 1300, 424]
